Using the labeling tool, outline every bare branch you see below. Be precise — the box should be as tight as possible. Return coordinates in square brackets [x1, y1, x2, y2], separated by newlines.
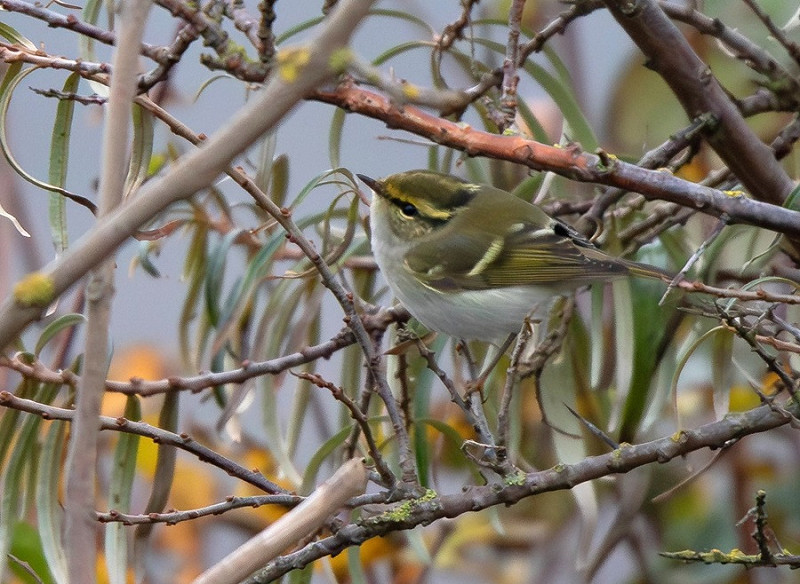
[0, 391, 288, 493]
[247, 399, 800, 582]
[601, 0, 795, 219]
[313, 85, 800, 237]
[97, 493, 302, 525]
[0, 0, 377, 349]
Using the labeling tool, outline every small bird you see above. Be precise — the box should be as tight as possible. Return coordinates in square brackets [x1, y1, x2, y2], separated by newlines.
[359, 170, 671, 344]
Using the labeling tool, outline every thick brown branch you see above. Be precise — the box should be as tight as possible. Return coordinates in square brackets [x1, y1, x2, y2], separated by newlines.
[312, 86, 800, 237]
[0, 391, 288, 494]
[248, 399, 800, 582]
[600, 0, 795, 211]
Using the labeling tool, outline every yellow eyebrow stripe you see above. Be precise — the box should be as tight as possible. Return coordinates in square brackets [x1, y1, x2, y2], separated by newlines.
[383, 183, 452, 221]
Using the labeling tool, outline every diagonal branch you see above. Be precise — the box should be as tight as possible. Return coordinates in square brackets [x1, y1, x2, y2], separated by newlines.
[600, 0, 795, 212]
[247, 398, 800, 582]
[0, 0, 376, 350]
[0, 391, 288, 494]
[313, 86, 800, 237]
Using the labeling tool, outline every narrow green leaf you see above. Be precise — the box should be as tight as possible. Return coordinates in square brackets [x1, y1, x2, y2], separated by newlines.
[49, 72, 80, 254]
[204, 228, 245, 327]
[372, 40, 433, 67]
[329, 107, 346, 170]
[346, 546, 367, 584]
[269, 154, 290, 209]
[36, 420, 68, 584]
[670, 326, 725, 428]
[0, 66, 92, 208]
[125, 103, 154, 199]
[274, 16, 325, 45]
[254, 131, 277, 195]
[516, 97, 550, 143]
[411, 335, 447, 487]
[134, 391, 178, 572]
[35, 314, 87, 357]
[134, 241, 162, 278]
[9, 521, 54, 584]
[0, 22, 36, 49]
[617, 277, 671, 442]
[180, 221, 210, 367]
[106, 396, 141, 584]
[79, 0, 109, 97]
[711, 328, 733, 419]
[612, 278, 635, 419]
[0, 390, 54, 580]
[288, 563, 314, 584]
[783, 182, 800, 210]
[285, 314, 322, 459]
[299, 425, 355, 495]
[192, 73, 237, 102]
[417, 419, 472, 464]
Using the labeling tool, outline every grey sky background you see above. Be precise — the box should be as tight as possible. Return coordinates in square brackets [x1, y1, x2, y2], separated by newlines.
[0, 2, 630, 348]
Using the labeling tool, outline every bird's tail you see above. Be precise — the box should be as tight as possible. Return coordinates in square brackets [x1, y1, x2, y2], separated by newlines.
[623, 258, 676, 283]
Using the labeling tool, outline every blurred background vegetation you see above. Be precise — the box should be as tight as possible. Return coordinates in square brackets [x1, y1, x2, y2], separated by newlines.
[1, 1, 800, 583]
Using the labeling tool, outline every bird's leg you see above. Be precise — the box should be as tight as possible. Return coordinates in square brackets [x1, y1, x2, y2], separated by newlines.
[464, 334, 516, 399]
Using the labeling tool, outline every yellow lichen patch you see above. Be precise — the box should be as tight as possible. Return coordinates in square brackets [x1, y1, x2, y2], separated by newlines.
[380, 489, 437, 522]
[328, 47, 352, 74]
[723, 189, 746, 198]
[670, 430, 687, 443]
[276, 47, 311, 82]
[13, 272, 55, 308]
[401, 82, 420, 100]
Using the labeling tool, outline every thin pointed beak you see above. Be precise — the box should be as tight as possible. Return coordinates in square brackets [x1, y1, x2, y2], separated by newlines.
[356, 174, 379, 192]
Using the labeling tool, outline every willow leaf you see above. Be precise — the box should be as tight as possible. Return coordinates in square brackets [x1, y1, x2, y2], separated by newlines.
[49, 72, 80, 254]
[125, 103, 154, 199]
[0, 66, 93, 210]
[35, 314, 86, 358]
[36, 420, 68, 584]
[106, 396, 141, 584]
[134, 391, 178, 573]
[0, 22, 36, 49]
[299, 424, 356, 496]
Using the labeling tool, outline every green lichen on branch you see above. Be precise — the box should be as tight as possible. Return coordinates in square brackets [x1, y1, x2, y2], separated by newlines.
[327, 47, 353, 74]
[365, 489, 439, 524]
[13, 272, 55, 308]
[662, 490, 800, 569]
[660, 548, 800, 568]
[276, 46, 311, 82]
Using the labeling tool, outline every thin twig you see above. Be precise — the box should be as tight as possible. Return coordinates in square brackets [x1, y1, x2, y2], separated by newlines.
[497, 0, 525, 132]
[194, 458, 368, 584]
[740, 0, 800, 66]
[675, 280, 800, 305]
[660, 215, 729, 304]
[0, 391, 287, 493]
[248, 399, 800, 582]
[519, 1, 603, 62]
[312, 86, 800, 238]
[97, 493, 302, 525]
[292, 371, 395, 487]
[497, 325, 532, 449]
[718, 307, 797, 398]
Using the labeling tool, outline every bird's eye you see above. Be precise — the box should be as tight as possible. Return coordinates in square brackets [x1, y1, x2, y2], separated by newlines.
[400, 203, 418, 217]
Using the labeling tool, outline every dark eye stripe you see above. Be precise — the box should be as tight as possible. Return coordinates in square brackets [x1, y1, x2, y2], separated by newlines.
[387, 196, 448, 227]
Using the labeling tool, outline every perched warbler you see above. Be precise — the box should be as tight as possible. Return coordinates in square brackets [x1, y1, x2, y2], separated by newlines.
[359, 170, 671, 344]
